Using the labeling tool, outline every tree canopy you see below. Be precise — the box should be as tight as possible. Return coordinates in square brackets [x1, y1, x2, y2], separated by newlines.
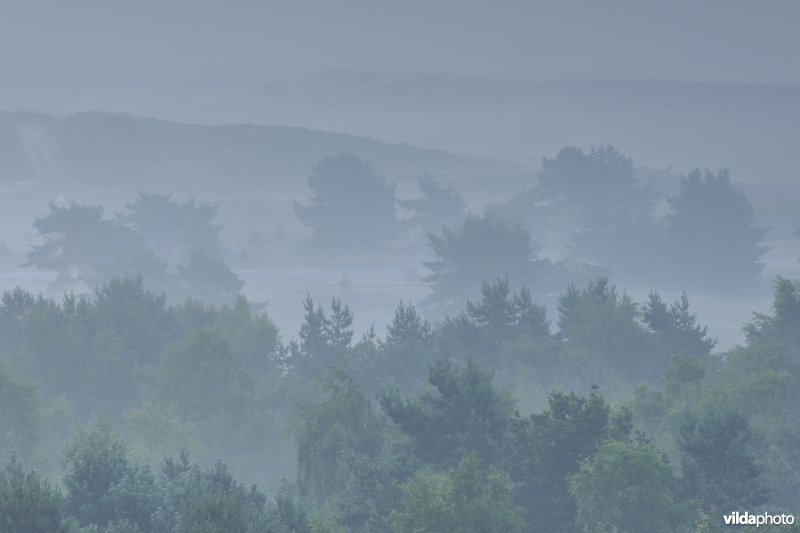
[25, 202, 151, 290]
[397, 173, 467, 234]
[25, 193, 242, 304]
[294, 154, 399, 250]
[538, 145, 654, 225]
[423, 214, 561, 314]
[664, 169, 768, 289]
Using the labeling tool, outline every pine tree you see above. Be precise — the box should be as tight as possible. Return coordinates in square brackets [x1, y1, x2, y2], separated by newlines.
[293, 154, 399, 249]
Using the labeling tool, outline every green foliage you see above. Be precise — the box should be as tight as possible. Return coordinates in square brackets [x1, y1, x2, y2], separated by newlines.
[24, 202, 151, 290]
[1, 281, 288, 495]
[625, 276, 800, 513]
[139, 329, 249, 421]
[425, 214, 529, 300]
[0, 365, 41, 463]
[307, 516, 347, 533]
[171, 295, 281, 377]
[0, 285, 35, 321]
[266, 482, 311, 533]
[24, 192, 237, 301]
[677, 407, 768, 512]
[665, 168, 768, 289]
[570, 211, 662, 284]
[374, 301, 436, 393]
[628, 383, 668, 439]
[381, 358, 514, 468]
[389, 453, 523, 533]
[294, 296, 355, 379]
[119, 191, 225, 263]
[465, 277, 532, 337]
[292, 377, 410, 530]
[293, 370, 383, 511]
[119, 192, 236, 302]
[384, 301, 433, 354]
[2, 288, 138, 417]
[488, 146, 657, 278]
[397, 173, 467, 234]
[153, 452, 269, 533]
[96, 520, 144, 533]
[62, 421, 157, 531]
[0, 456, 70, 533]
[538, 145, 651, 224]
[8, 212, 800, 532]
[293, 154, 399, 249]
[558, 278, 664, 382]
[570, 439, 690, 533]
[536, 146, 660, 279]
[643, 291, 716, 358]
[714, 295, 800, 510]
[661, 353, 706, 400]
[93, 275, 171, 366]
[423, 214, 562, 314]
[439, 277, 551, 363]
[504, 389, 628, 532]
[297, 296, 330, 361]
[745, 276, 800, 347]
[176, 251, 244, 306]
[436, 279, 555, 400]
[177, 487, 268, 533]
[327, 298, 355, 354]
[123, 406, 202, 468]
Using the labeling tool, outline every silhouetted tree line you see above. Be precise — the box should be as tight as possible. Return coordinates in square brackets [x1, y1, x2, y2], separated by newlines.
[293, 149, 769, 310]
[0, 143, 790, 531]
[3, 273, 800, 531]
[25, 192, 243, 305]
[29, 147, 769, 317]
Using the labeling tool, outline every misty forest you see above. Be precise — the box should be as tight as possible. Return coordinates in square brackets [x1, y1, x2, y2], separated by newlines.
[2, 2, 800, 532]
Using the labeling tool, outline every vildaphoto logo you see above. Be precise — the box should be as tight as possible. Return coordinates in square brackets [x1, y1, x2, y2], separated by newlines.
[723, 511, 795, 527]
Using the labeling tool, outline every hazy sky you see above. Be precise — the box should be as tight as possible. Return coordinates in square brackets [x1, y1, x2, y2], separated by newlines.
[2, 0, 799, 87]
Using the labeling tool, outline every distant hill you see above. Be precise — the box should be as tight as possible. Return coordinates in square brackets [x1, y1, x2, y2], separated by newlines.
[4, 74, 800, 187]
[262, 73, 800, 182]
[4, 75, 800, 182]
[0, 111, 525, 192]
